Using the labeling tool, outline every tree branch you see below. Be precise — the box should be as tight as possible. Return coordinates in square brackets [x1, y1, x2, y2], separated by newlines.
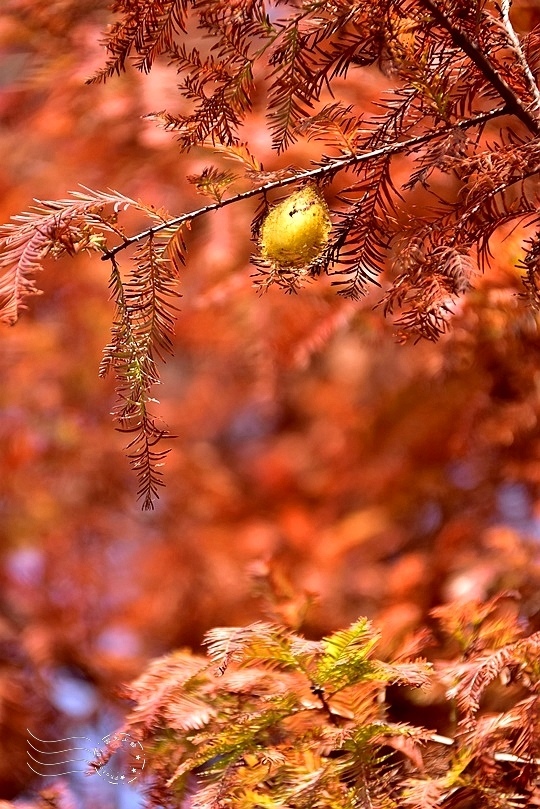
[101, 107, 508, 263]
[418, 0, 540, 136]
[499, 0, 540, 113]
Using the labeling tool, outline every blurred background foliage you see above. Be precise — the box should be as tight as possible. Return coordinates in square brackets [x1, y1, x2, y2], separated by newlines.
[1, 0, 540, 805]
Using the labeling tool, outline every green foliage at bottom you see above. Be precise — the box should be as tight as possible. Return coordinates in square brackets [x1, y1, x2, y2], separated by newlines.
[114, 597, 540, 808]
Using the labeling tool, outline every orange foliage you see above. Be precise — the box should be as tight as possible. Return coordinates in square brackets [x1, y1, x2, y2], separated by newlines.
[0, 0, 540, 805]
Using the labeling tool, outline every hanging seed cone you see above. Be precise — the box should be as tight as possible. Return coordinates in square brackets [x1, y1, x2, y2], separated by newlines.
[259, 185, 332, 268]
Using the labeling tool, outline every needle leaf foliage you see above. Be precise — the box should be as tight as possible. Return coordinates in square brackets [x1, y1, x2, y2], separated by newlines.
[111, 601, 540, 808]
[1, 0, 540, 505]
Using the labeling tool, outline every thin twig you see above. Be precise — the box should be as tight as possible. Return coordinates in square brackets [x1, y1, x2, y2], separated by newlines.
[419, 0, 540, 136]
[429, 733, 540, 765]
[101, 107, 507, 262]
[310, 685, 341, 727]
[499, 0, 540, 113]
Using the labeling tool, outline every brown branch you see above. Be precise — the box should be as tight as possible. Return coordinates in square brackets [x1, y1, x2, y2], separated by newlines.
[101, 107, 508, 262]
[499, 0, 540, 113]
[418, 0, 540, 136]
